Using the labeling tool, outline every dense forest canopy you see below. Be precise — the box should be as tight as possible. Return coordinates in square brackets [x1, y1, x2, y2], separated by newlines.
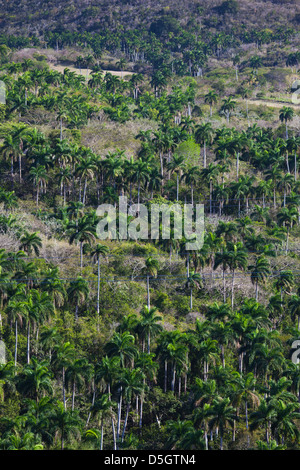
[0, 0, 300, 452]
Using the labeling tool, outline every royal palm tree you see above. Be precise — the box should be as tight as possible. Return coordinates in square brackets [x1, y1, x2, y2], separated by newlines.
[137, 306, 163, 354]
[208, 397, 238, 450]
[67, 276, 89, 322]
[204, 90, 218, 117]
[220, 97, 237, 123]
[143, 257, 159, 309]
[167, 154, 185, 201]
[68, 215, 97, 269]
[279, 107, 294, 140]
[194, 122, 214, 168]
[249, 255, 271, 301]
[226, 242, 248, 308]
[19, 231, 42, 257]
[186, 271, 202, 311]
[90, 244, 109, 319]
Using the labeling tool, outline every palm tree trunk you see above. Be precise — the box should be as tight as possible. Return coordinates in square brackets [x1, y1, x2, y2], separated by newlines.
[27, 321, 30, 364]
[116, 386, 122, 447]
[164, 360, 167, 392]
[14, 320, 18, 366]
[72, 381, 76, 411]
[62, 366, 66, 410]
[83, 178, 87, 205]
[19, 155, 22, 183]
[121, 402, 130, 442]
[97, 257, 100, 317]
[108, 383, 117, 450]
[100, 419, 104, 450]
[223, 268, 226, 303]
[231, 269, 235, 308]
[147, 275, 150, 309]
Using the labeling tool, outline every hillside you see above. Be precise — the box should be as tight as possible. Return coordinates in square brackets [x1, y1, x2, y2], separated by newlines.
[0, 0, 300, 453]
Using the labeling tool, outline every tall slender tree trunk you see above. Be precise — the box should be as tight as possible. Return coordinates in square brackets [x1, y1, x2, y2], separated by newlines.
[231, 269, 235, 308]
[147, 275, 150, 309]
[14, 320, 18, 366]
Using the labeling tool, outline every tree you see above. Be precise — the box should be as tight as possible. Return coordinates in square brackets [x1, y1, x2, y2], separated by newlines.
[279, 107, 294, 140]
[29, 165, 48, 206]
[69, 215, 97, 269]
[143, 257, 159, 309]
[204, 90, 218, 117]
[186, 271, 202, 311]
[105, 331, 137, 369]
[67, 277, 89, 321]
[6, 296, 27, 366]
[137, 306, 163, 354]
[277, 206, 298, 253]
[66, 358, 93, 411]
[249, 255, 271, 301]
[90, 244, 109, 320]
[16, 357, 53, 402]
[226, 242, 248, 308]
[288, 294, 300, 330]
[87, 394, 116, 450]
[51, 401, 82, 450]
[208, 397, 238, 450]
[194, 122, 214, 168]
[220, 97, 236, 123]
[167, 154, 185, 201]
[19, 231, 42, 257]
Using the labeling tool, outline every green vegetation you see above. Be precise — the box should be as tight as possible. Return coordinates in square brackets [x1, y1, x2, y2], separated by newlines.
[0, 0, 300, 452]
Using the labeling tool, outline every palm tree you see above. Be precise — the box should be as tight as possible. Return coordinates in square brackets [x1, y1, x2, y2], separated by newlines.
[29, 165, 48, 206]
[288, 294, 300, 330]
[181, 165, 201, 205]
[51, 401, 82, 450]
[220, 97, 237, 123]
[167, 154, 185, 201]
[279, 107, 294, 139]
[53, 342, 76, 410]
[186, 271, 202, 311]
[132, 158, 150, 210]
[143, 257, 159, 309]
[277, 172, 294, 207]
[229, 372, 260, 433]
[208, 397, 238, 450]
[66, 358, 93, 411]
[137, 306, 163, 354]
[104, 331, 137, 369]
[116, 58, 127, 79]
[67, 276, 89, 321]
[69, 215, 97, 269]
[250, 399, 275, 445]
[201, 163, 220, 216]
[226, 242, 248, 308]
[75, 154, 97, 205]
[204, 90, 218, 117]
[277, 206, 298, 253]
[0, 125, 28, 181]
[16, 357, 53, 402]
[90, 244, 109, 319]
[248, 255, 271, 301]
[6, 298, 27, 366]
[194, 122, 214, 168]
[19, 231, 42, 257]
[87, 394, 116, 450]
[120, 368, 145, 444]
[271, 400, 300, 445]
